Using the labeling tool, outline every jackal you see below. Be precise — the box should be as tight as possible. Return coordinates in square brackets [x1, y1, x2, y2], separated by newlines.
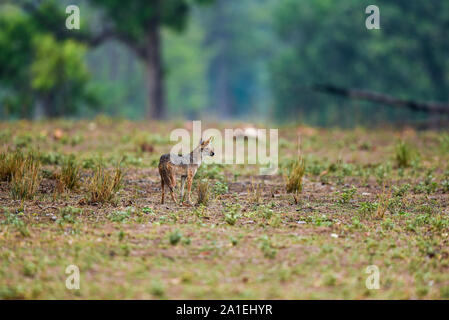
[158, 137, 215, 205]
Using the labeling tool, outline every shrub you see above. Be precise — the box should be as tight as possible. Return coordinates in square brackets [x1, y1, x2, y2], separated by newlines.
[87, 164, 123, 203]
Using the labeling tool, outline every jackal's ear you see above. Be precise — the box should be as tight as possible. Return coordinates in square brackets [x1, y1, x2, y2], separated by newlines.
[209, 136, 215, 143]
[199, 138, 204, 145]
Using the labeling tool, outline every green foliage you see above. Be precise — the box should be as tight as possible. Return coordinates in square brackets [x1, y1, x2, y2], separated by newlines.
[0, 4, 97, 118]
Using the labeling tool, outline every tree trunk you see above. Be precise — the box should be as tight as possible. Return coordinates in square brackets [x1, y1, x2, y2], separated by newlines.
[146, 3, 165, 120]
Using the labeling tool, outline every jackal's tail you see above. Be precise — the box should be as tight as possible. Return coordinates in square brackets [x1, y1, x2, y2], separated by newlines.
[158, 156, 176, 191]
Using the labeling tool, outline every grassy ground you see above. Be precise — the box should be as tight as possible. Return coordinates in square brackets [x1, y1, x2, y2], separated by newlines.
[1, 117, 449, 299]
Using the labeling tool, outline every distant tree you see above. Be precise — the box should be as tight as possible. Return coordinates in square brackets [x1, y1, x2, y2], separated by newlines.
[8, 0, 212, 119]
[0, 4, 95, 118]
[199, 0, 277, 118]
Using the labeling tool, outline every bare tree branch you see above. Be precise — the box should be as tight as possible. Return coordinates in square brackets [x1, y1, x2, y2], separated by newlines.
[310, 84, 449, 114]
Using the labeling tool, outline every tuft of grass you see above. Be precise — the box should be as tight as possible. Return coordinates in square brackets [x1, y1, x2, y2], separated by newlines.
[247, 180, 262, 204]
[10, 153, 41, 200]
[87, 163, 123, 203]
[395, 140, 414, 168]
[376, 186, 391, 219]
[58, 155, 80, 190]
[196, 179, 210, 206]
[0, 149, 25, 182]
[286, 155, 306, 194]
[286, 155, 306, 204]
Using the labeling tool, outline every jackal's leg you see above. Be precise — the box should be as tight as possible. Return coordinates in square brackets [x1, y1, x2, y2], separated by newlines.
[180, 175, 187, 202]
[168, 186, 177, 204]
[160, 178, 165, 204]
[186, 172, 194, 204]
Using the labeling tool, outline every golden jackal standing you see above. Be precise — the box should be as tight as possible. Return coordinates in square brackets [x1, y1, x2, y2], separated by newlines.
[158, 137, 214, 205]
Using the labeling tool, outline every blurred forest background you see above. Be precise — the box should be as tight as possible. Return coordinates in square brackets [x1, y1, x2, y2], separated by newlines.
[0, 0, 448, 127]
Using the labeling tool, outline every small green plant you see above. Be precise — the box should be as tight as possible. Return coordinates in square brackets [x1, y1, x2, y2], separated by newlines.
[442, 180, 449, 193]
[57, 206, 82, 224]
[439, 134, 449, 152]
[169, 229, 182, 245]
[107, 207, 133, 222]
[150, 279, 165, 298]
[142, 207, 155, 215]
[358, 201, 378, 216]
[338, 186, 357, 204]
[1, 209, 30, 237]
[259, 235, 277, 259]
[223, 203, 241, 226]
[212, 181, 228, 196]
[392, 184, 410, 197]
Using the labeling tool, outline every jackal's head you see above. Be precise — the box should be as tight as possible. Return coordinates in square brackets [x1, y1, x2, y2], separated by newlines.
[199, 137, 215, 157]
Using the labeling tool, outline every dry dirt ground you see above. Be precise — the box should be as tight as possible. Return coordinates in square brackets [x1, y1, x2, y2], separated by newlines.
[1, 118, 449, 299]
